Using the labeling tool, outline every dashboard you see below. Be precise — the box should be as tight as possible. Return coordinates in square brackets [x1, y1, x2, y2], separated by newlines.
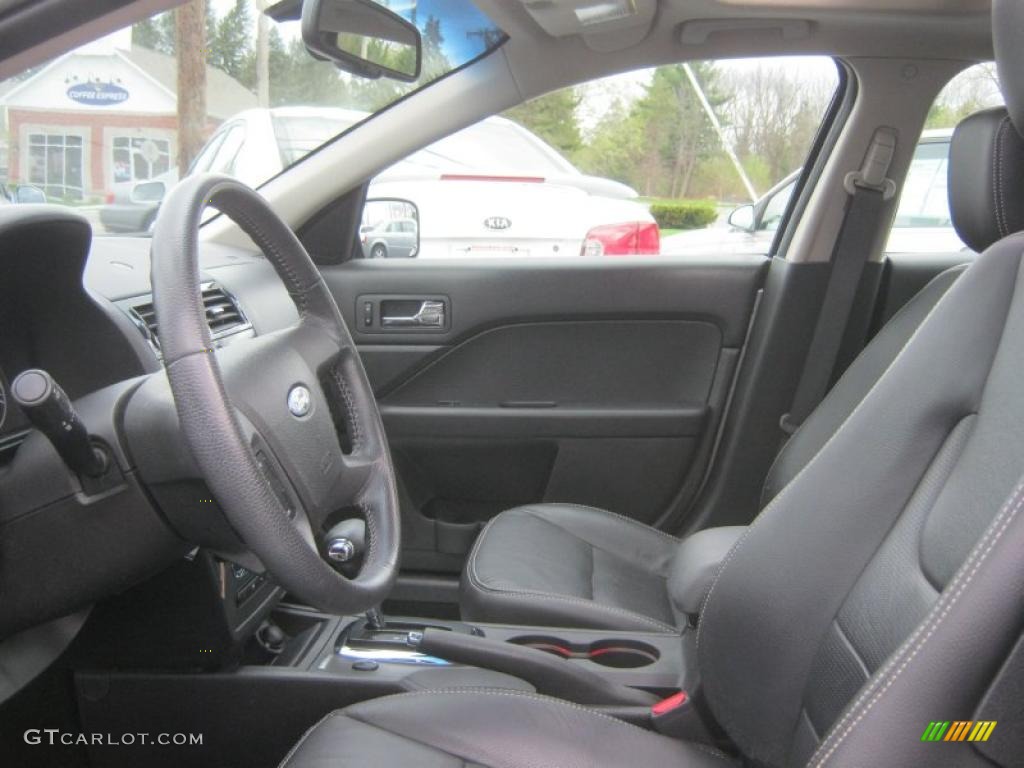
[0, 205, 298, 641]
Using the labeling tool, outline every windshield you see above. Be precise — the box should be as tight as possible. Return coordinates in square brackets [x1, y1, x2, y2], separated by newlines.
[0, 0, 504, 235]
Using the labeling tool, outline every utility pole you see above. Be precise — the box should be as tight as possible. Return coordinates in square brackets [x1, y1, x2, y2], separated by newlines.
[255, 0, 270, 108]
[682, 62, 758, 201]
[176, 0, 208, 174]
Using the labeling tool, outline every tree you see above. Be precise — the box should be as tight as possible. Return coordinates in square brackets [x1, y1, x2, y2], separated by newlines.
[572, 98, 647, 188]
[132, 13, 176, 54]
[642, 63, 729, 198]
[267, 32, 352, 108]
[504, 88, 582, 156]
[925, 63, 1000, 129]
[255, 0, 270, 107]
[133, 5, 215, 55]
[209, 0, 254, 88]
[175, 0, 208, 174]
[575, 63, 728, 198]
[721, 63, 833, 187]
[422, 16, 448, 79]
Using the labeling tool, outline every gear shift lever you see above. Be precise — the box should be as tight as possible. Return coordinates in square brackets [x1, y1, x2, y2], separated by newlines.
[364, 606, 385, 630]
[323, 519, 384, 628]
[324, 518, 366, 576]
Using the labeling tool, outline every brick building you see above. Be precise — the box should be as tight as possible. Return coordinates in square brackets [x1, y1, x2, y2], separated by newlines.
[0, 40, 254, 201]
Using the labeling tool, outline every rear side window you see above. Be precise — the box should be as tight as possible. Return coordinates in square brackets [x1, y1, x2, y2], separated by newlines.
[189, 130, 228, 175]
[894, 140, 952, 229]
[884, 63, 1003, 256]
[358, 57, 841, 260]
[208, 124, 246, 175]
[272, 114, 361, 167]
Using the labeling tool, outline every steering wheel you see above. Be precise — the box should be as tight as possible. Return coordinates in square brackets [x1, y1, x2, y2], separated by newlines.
[149, 173, 400, 615]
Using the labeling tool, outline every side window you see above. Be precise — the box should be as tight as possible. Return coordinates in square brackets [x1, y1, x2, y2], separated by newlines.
[894, 140, 951, 229]
[886, 63, 1002, 256]
[188, 130, 228, 175]
[360, 57, 840, 259]
[759, 180, 797, 233]
[207, 124, 246, 176]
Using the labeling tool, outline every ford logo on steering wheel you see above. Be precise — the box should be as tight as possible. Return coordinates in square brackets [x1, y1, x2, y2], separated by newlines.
[287, 385, 312, 418]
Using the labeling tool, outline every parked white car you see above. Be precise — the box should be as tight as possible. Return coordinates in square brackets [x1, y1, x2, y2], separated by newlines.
[105, 107, 659, 258]
[662, 129, 966, 257]
[370, 117, 658, 258]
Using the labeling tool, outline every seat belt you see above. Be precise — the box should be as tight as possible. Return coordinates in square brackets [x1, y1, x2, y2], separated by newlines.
[780, 127, 898, 436]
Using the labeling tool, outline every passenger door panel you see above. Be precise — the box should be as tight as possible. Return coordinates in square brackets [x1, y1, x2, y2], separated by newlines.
[321, 258, 767, 572]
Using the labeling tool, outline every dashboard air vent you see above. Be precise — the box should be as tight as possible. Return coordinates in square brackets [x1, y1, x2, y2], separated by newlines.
[127, 283, 249, 351]
[131, 301, 159, 339]
[202, 285, 245, 332]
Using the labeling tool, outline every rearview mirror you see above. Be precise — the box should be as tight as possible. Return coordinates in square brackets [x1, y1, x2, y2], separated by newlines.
[301, 0, 422, 82]
[727, 204, 756, 233]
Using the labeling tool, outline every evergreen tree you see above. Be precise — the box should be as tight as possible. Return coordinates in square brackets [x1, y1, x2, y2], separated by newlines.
[268, 33, 351, 108]
[132, 12, 176, 54]
[633, 63, 729, 198]
[573, 62, 728, 198]
[504, 88, 582, 157]
[209, 0, 254, 88]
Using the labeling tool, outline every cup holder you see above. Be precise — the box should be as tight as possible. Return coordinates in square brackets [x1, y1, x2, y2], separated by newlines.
[509, 636, 660, 668]
[587, 640, 660, 668]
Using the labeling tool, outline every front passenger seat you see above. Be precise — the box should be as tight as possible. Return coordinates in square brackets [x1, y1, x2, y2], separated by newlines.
[460, 107, 1013, 633]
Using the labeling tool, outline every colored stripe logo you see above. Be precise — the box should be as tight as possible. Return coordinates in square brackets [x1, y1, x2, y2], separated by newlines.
[921, 721, 997, 743]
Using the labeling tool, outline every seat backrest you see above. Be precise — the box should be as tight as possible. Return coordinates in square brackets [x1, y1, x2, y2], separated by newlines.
[696, 101, 1024, 767]
[760, 264, 963, 506]
[761, 105, 1024, 510]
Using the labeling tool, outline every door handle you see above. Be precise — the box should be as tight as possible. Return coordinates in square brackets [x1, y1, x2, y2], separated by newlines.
[381, 300, 446, 328]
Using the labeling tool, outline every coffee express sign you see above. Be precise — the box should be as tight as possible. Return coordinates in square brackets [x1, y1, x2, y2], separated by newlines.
[66, 82, 130, 106]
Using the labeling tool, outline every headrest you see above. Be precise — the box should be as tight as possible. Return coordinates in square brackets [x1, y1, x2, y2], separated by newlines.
[994, 0, 1024, 135]
[949, 106, 1024, 252]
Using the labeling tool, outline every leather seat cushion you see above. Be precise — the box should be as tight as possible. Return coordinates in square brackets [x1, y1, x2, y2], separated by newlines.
[460, 504, 680, 632]
[280, 690, 733, 768]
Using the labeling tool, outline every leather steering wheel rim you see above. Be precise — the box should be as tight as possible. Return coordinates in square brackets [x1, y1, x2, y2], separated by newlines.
[150, 173, 400, 615]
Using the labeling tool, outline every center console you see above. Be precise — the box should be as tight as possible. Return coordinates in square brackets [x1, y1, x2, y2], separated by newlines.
[259, 602, 696, 716]
[74, 597, 704, 768]
[72, 548, 709, 768]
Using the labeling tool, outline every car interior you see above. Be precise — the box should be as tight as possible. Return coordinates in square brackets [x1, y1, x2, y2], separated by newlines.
[0, 0, 1022, 766]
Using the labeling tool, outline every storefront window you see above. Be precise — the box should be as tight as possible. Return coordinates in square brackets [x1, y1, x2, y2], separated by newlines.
[112, 136, 171, 184]
[28, 133, 83, 200]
